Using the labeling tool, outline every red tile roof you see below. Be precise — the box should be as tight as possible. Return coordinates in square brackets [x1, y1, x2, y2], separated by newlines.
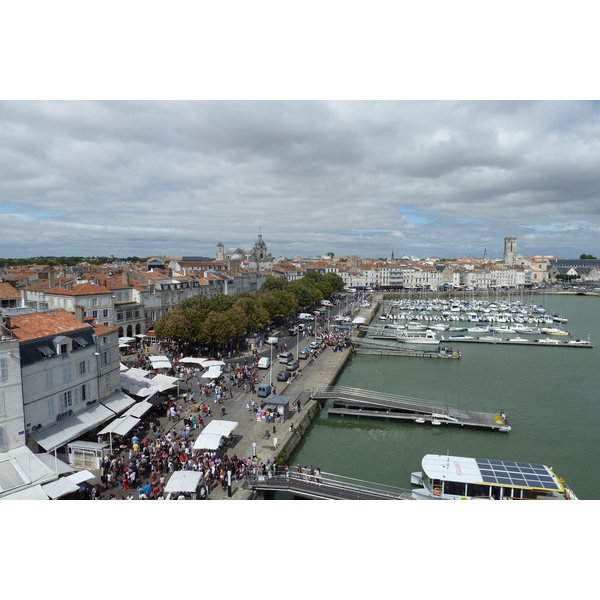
[8, 310, 91, 342]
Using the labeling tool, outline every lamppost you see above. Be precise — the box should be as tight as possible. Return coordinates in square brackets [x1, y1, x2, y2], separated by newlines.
[269, 342, 273, 387]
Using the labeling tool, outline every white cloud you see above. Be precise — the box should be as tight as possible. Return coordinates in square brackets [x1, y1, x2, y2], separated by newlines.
[1, 100, 600, 260]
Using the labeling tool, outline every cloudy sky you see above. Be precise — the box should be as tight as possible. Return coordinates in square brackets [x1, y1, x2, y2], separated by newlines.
[1, 100, 600, 261]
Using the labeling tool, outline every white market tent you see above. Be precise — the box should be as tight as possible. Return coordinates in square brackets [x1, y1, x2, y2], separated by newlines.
[352, 316, 366, 324]
[122, 399, 155, 419]
[149, 355, 172, 370]
[203, 420, 238, 437]
[193, 432, 223, 450]
[164, 471, 202, 499]
[41, 470, 95, 499]
[201, 360, 226, 367]
[201, 367, 222, 379]
[193, 420, 238, 451]
[119, 337, 137, 343]
[179, 357, 206, 365]
[99, 415, 141, 437]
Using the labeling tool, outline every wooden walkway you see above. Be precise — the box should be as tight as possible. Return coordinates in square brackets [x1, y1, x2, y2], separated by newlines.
[313, 386, 510, 431]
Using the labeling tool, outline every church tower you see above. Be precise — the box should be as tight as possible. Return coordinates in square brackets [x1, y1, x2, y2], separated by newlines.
[215, 242, 225, 262]
[504, 237, 517, 266]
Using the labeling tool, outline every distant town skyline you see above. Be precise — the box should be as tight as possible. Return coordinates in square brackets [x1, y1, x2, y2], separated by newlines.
[2, 101, 600, 261]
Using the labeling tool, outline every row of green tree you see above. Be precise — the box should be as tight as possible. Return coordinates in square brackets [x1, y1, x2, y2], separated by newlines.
[0, 256, 148, 267]
[153, 271, 345, 346]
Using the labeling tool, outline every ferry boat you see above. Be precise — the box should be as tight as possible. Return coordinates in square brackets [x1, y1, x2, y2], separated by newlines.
[410, 454, 577, 500]
[397, 330, 439, 344]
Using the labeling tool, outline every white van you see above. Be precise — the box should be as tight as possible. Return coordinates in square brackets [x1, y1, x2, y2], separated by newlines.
[266, 336, 278, 345]
[258, 357, 270, 369]
[298, 313, 313, 321]
[320, 299, 332, 307]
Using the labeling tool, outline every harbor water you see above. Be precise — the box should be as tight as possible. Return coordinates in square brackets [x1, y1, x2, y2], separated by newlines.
[290, 293, 600, 499]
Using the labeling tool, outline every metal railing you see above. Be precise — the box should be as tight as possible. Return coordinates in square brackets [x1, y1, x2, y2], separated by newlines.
[248, 467, 412, 500]
[312, 385, 454, 414]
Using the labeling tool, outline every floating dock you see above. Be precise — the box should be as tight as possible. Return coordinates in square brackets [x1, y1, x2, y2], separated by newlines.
[350, 336, 460, 359]
[439, 337, 593, 348]
[313, 386, 510, 432]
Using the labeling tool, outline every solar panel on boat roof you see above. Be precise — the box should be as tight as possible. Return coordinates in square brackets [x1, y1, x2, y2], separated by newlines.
[475, 459, 560, 490]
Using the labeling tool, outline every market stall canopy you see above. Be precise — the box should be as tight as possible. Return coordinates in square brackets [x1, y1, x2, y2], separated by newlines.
[203, 420, 238, 437]
[101, 390, 136, 415]
[201, 367, 222, 379]
[179, 357, 206, 365]
[164, 471, 202, 494]
[98, 415, 141, 437]
[42, 477, 80, 499]
[149, 355, 172, 370]
[352, 316, 366, 324]
[193, 432, 223, 450]
[119, 337, 137, 343]
[122, 399, 155, 418]
[201, 360, 226, 367]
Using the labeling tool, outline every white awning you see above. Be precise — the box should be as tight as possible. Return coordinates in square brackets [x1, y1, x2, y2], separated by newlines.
[201, 367, 222, 379]
[149, 374, 179, 390]
[0, 484, 49, 500]
[98, 415, 141, 437]
[164, 471, 202, 494]
[35, 453, 75, 475]
[352, 316, 366, 324]
[67, 470, 96, 485]
[203, 420, 238, 437]
[193, 432, 222, 450]
[201, 360, 226, 367]
[122, 400, 155, 418]
[30, 404, 115, 452]
[179, 357, 206, 365]
[119, 337, 137, 343]
[101, 390, 136, 415]
[42, 477, 80, 499]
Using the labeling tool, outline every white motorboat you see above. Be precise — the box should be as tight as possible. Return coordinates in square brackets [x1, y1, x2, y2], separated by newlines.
[397, 330, 439, 344]
[564, 339, 592, 347]
[540, 327, 569, 336]
[507, 337, 529, 343]
[410, 454, 577, 500]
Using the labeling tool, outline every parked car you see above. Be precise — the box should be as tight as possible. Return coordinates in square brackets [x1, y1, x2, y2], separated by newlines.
[277, 370, 291, 382]
[278, 351, 293, 364]
[309, 341, 320, 349]
[288, 325, 298, 335]
[286, 360, 300, 372]
[298, 348, 310, 360]
[257, 357, 270, 369]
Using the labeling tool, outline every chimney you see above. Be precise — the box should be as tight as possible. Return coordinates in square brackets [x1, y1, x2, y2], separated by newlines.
[74, 305, 85, 324]
[122, 271, 128, 286]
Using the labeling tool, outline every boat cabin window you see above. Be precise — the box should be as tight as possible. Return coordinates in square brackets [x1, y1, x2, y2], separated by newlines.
[501, 487, 521, 500]
[466, 483, 490, 498]
[445, 480, 466, 496]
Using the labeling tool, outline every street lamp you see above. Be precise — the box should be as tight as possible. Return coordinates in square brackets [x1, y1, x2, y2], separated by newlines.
[269, 341, 273, 387]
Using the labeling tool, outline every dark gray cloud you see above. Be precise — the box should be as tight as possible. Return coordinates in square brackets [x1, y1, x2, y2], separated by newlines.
[1, 100, 599, 260]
